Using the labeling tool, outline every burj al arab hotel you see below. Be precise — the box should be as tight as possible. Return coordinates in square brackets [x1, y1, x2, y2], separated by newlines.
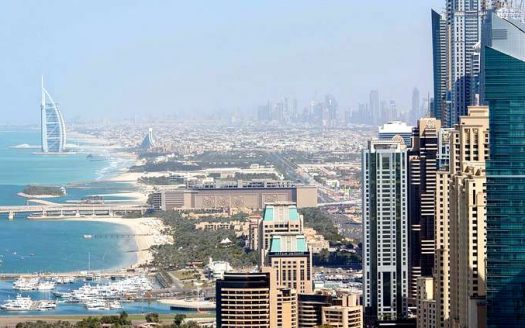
[40, 78, 66, 153]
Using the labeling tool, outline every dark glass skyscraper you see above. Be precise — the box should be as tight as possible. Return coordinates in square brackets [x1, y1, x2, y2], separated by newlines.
[483, 10, 525, 327]
[431, 9, 448, 124]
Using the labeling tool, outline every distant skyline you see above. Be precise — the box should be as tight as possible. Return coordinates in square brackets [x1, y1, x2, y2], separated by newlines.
[0, 0, 443, 124]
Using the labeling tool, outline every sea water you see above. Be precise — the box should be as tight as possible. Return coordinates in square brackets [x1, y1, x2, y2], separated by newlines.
[0, 128, 137, 273]
[0, 129, 195, 316]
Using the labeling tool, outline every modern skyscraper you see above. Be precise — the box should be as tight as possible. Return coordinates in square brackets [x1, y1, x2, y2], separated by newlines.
[417, 105, 489, 328]
[432, 1, 486, 127]
[482, 8, 525, 327]
[362, 138, 409, 322]
[408, 118, 441, 304]
[432, 9, 449, 124]
[140, 128, 156, 150]
[40, 78, 66, 153]
[448, 106, 489, 328]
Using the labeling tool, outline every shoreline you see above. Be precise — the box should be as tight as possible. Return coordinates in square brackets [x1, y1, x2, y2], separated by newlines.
[55, 217, 172, 269]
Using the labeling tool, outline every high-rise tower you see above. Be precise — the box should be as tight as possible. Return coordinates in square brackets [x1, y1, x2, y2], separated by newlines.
[407, 118, 441, 304]
[362, 138, 409, 322]
[40, 78, 66, 153]
[432, 1, 486, 127]
[482, 9, 525, 327]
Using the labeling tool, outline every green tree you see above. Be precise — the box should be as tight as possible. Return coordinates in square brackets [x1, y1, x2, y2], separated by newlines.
[181, 321, 201, 328]
[145, 312, 160, 323]
[174, 314, 187, 327]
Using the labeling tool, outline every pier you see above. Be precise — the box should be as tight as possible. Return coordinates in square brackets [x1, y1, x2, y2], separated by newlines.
[0, 204, 150, 220]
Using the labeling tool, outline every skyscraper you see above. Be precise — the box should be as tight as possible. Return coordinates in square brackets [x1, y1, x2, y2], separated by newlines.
[40, 78, 66, 153]
[482, 9, 525, 327]
[408, 118, 441, 304]
[432, 1, 486, 127]
[448, 106, 489, 328]
[415, 106, 489, 328]
[431, 9, 449, 124]
[362, 138, 409, 322]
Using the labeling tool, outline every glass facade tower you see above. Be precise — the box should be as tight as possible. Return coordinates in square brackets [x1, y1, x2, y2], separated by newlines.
[483, 11, 525, 327]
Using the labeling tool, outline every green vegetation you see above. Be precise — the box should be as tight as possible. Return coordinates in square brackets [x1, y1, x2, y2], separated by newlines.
[300, 207, 345, 244]
[15, 312, 131, 328]
[150, 211, 257, 270]
[130, 151, 274, 173]
[313, 249, 360, 267]
[14, 313, 204, 328]
[22, 185, 65, 196]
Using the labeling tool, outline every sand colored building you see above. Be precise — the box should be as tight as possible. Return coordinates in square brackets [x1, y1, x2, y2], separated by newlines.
[321, 294, 363, 328]
[422, 105, 489, 328]
[151, 182, 317, 211]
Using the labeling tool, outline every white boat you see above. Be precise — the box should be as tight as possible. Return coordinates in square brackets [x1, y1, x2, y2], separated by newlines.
[85, 299, 109, 311]
[83, 234, 93, 239]
[37, 300, 56, 311]
[37, 281, 56, 291]
[0, 295, 33, 311]
[109, 300, 122, 309]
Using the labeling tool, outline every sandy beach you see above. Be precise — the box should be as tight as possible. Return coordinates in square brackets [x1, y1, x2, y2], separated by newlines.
[58, 217, 172, 268]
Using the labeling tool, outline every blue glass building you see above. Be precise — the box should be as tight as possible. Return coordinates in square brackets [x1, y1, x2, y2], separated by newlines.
[483, 11, 525, 327]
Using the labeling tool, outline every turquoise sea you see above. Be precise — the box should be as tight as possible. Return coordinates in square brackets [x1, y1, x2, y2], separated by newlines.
[0, 128, 138, 273]
[0, 129, 199, 316]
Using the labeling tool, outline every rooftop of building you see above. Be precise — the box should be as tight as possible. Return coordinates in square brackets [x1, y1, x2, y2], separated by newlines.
[269, 234, 308, 253]
[378, 121, 413, 134]
[262, 203, 301, 222]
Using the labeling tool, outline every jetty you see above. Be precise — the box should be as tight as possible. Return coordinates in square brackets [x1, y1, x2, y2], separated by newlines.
[0, 203, 149, 220]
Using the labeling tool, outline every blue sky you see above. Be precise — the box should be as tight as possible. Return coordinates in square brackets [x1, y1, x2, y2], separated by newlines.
[0, 0, 443, 124]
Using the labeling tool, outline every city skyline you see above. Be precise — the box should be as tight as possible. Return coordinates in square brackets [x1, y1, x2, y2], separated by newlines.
[0, 0, 441, 124]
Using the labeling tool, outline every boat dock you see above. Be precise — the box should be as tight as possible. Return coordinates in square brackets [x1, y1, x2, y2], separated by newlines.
[0, 270, 140, 281]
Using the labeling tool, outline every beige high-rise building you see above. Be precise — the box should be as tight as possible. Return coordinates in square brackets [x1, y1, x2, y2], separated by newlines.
[321, 294, 363, 328]
[267, 234, 313, 294]
[423, 105, 489, 328]
[417, 277, 437, 328]
[448, 106, 488, 328]
[434, 171, 450, 327]
[215, 269, 299, 328]
[259, 203, 313, 295]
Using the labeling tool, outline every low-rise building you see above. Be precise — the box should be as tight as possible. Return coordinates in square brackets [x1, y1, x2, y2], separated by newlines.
[150, 182, 317, 211]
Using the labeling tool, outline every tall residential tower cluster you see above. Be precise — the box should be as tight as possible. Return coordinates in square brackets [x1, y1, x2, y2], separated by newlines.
[363, 2, 525, 327]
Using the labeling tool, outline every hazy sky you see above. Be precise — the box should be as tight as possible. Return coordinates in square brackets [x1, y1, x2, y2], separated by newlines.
[0, 0, 443, 124]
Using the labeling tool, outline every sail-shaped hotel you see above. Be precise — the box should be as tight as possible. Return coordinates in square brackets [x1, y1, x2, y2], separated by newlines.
[40, 78, 66, 153]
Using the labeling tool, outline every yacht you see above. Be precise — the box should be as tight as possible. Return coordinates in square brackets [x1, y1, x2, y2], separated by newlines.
[0, 295, 33, 311]
[85, 299, 109, 311]
[37, 281, 56, 291]
[109, 300, 122, 310]
[37, 300, 56, 311]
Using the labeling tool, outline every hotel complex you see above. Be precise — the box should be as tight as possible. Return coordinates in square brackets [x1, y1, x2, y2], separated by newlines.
[40, 78, 67, 153]
[151, 181, 317, 211]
